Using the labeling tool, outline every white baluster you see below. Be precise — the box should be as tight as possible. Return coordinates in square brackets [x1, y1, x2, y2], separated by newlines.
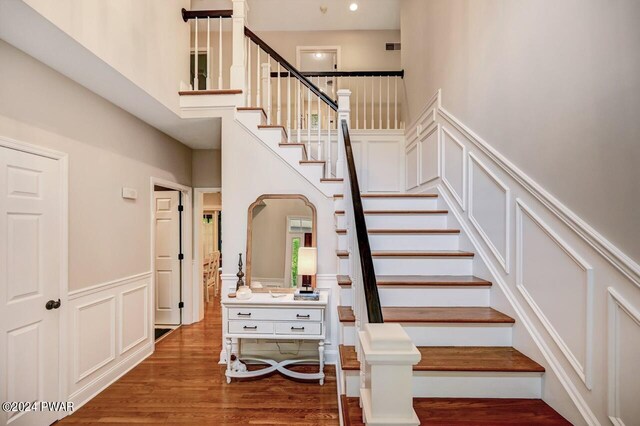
[277, 63, 282, 125]
[394, 77, 398, 129]
[194, 17, 199, 90]
[247, 40, 252, 105]
[256, 47, 261, 107]
[261, 62, 271, 124]
[307, 86, 311, 157]
[287, 72, 291, 139]
[326, 103, 331, 178]
[266, 57, 272, 124]
[296, 79, 301, 144]
[206, 17, 211, 90]
[379, 76, 382, 130]
[218, 17, 223, 89]
[387, 75, 390, 129]
[317, 77, 322, 161]
[363, 77, 366, 129]
[355, 77, 359, 130]
[371, 76, 374, 130]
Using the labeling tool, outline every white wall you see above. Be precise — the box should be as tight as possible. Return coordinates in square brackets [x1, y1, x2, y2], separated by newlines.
[405, 89, 640, 426]
[22, 0, 191, 114]
[192, 149, 222, 187]
[400, 0, 640, 264]
[0, 40, 193, 292]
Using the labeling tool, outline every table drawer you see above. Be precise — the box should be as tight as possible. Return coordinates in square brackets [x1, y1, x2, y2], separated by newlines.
[228, 307, 322, 321]
[228, 321, 274, 335]
[275, 322, 322, 336]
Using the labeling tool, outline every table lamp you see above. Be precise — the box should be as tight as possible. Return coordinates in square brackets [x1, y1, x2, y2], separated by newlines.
[297, 247, 317, 294]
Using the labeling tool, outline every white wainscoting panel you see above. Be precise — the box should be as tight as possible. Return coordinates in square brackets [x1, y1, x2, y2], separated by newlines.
[419, 124, 440, 185]
[367, 140, 402, 192]
[608, 288, 640, 426]
[67, 272, 153, 409]
[405, 143, 419, 190]
[468, 152, 511, 273]
[441, 127, 466, 211]
[516, 199, 594, 389]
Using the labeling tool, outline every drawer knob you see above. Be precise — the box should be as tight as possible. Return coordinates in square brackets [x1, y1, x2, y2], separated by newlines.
[243, 325, 257, 330]
[291, 326, 305, 331]
[237, 312, 252, 317]
[296, 314, 310, 318]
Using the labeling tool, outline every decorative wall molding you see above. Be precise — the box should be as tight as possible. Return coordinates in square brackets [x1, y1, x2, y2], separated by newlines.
[515, 199, 594, 389]
[441, 127, 466, 211]
[405, 143, 419, 190]
[607, 287, 640, 426]
[67, 272, 153, 410]
[468, 152, 511, 274]
[418, 124, 440, 186]
[436, 103, 640, 289]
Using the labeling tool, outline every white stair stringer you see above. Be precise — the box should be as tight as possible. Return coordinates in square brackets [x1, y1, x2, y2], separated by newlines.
[235, 109, 341, 197]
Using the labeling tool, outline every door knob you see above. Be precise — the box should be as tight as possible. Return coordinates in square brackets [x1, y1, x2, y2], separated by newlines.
[45, 299, 61, 310]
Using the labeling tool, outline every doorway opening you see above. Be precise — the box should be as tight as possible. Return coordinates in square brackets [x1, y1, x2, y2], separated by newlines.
[194, 189, 222, 322]
[153, 185, 184, 337]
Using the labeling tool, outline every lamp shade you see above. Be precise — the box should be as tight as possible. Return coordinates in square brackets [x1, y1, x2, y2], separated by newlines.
[297, 247, 317, 276]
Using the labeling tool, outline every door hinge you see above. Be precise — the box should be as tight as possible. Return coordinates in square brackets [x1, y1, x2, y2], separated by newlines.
[178, 205, 184, 212]
[178, 253, 184, 260]
[178, 301, 184, 309]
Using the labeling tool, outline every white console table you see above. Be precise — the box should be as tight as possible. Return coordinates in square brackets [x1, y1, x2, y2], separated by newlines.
[222, 292, 328, 384]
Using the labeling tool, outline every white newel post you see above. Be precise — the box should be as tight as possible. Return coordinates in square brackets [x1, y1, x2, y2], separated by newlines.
[231, 0, 248, 101]
[359, 323, 421, 426]
[337, 89, 351, 179]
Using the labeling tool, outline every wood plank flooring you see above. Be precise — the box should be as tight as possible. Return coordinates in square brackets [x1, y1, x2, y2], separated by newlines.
[60, 298, 339, 425]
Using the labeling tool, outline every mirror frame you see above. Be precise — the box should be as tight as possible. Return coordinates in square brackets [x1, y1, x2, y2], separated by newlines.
[246, 194, 317, 293]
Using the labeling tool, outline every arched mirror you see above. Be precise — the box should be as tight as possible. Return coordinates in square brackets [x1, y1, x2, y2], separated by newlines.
[246, 194, 317, 293]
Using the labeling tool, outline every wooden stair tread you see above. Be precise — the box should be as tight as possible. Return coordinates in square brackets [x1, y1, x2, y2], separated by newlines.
[338, 306, 514, 324]
[335, 228, 460, 235]
[179, 89, 242, 95]
[337, 275, 352, 286]
[335, 209, 448, 215]
[342, 395, 570, 425]
[376, 275, 492, 286]
[333, 193, 438, 199]
[321, 178, 344, 182]
[337, 250, 474, 258]
[278, 143, 308, 157]
[300, 160, 326, 164]
[258, 124, 288, 138]
[237, 106, 267, 119]
[338, 306, 356, 322]
[339, 345, 544, 373]
[337, 275, 491, 288]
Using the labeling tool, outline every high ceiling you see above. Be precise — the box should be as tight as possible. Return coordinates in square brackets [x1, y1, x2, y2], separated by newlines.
[191, 0, 401, 31]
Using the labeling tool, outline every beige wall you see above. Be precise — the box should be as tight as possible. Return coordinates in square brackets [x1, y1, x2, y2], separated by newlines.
[258, 30, 401, 71]
[401, 0, 640, 262]
[192, 149, 222, 187]
[0, 41, 192, 291]
[22, 0, 190, 113]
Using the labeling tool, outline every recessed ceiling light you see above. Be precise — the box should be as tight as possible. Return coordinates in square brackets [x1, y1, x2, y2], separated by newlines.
[349, 2, 358, 12]
[314, 52, 324, 59]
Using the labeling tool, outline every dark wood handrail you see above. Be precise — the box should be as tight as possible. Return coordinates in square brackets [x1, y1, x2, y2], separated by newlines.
[182, 8, 233, 21]
[271, 70, 404, 78]
[341, 120, 383, 323]
[244, 27, 338, 111]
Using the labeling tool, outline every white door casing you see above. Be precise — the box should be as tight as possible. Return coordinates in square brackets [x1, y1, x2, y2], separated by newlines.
[0, 147, 61, 426]
[153, 191, 181, 325]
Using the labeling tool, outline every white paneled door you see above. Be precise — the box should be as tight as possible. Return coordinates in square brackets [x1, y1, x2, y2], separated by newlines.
[154, 191, 181, 325]
[0, 147, 61, 425]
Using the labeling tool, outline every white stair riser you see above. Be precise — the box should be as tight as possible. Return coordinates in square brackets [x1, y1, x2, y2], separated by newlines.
[336, 214, 448, 229]
[378, 286, 490, 307]
[373, 257, 473, 276]
[362, 197, 439, 211]
[236, 110, 265, 129]
[338, 257, 350, 275]
[341, 323, 356, 346]
[257, 128, 285, 145]
[334, 198, 440, 211]
[343, 371, 541, 399]
[337, 233, 459, 251]
[402, 323, 512, 346]
[344, 371, 361, 397]
[370, 233, 459, 251]
[340, 287, 353, 306]
[299, 164, 325, 182]
[412, 372, 542, 398]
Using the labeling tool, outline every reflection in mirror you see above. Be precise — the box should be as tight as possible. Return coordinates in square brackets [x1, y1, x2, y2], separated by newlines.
[247, 195, 316, 293]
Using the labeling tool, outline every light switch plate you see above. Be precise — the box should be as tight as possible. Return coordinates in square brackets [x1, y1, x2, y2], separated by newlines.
[122, 187, 137, 200]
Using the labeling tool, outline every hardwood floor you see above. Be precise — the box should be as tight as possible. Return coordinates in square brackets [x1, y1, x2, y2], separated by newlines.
[60, 298, 339, 425]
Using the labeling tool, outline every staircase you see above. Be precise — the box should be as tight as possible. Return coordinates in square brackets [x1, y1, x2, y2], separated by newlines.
[333, 192, 571, 425]
[178, 9, 572, 423]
